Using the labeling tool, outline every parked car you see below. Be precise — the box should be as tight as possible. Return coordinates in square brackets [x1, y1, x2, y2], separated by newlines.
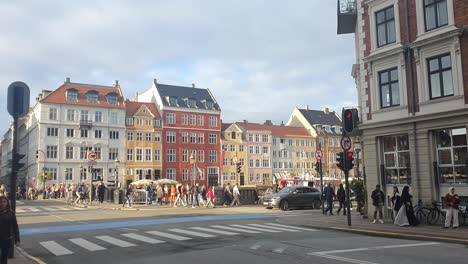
[262, 186, 321, 211]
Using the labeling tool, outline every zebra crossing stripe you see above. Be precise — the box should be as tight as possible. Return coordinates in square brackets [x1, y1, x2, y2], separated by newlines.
[57, 207, 73, 211]
[145, 231, 192, 241]
[28, 207, 41, 212]
[69, 238, 106, 251]
[247, 224, 300, 232]
[168, 229, 216, 238]
[95, 236, 136, 247]
[16, 209, 25, 213]
[230, 224, 282, 233]
[264, 223, 319, 231]
[190, 227, 239, 236]
[39, 207, 57, 212]
[40, 241, 73, 256]
[121, 233, 165, 244]
[210, 225, 261, 234]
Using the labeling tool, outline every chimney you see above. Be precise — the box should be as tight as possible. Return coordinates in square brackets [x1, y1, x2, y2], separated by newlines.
[243, 120, 248, 123]
[115, 80, 119, 87]
[192, 83, 195, 88]
[153, 78, 157, 84]
[135, 92, 139, 102]
[65, 77, 70, 83]
[280, 121, 284, 126]
[306, 105, 309, 111]
[264, 120, 272, 125]
[323, 107, 329, 114]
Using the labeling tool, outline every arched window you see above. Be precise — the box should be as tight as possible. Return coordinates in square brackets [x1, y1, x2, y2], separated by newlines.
[66, 89, 78, 102]
[86, 91, 99, 103]
[106, 93, 119, 105]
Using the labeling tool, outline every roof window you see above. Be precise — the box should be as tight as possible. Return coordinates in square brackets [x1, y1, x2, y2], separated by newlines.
[86, 91, 99, 103]
[106, 93, 119, 105]
[66, 89, 78, 102]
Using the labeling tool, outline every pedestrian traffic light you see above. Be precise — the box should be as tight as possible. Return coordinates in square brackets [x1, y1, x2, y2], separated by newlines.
[336, 152, 344, 171]
[342, 108, 358, 134]
[346, 151, 354, 171]
[237, 164, 242, 173]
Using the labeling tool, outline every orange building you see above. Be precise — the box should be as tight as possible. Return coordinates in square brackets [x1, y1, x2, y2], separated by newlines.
[124, 100, 163, 184]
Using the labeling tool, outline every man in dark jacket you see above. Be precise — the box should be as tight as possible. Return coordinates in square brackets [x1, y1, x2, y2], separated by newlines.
[97, 182, 106, 204]
[371, 185, 385, 223]
[323, 183, 335, 216]
[336, 184, 346, 215]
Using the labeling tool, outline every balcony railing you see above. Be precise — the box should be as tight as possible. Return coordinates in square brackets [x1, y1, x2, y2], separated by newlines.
[79, 119, 93, 129]
[337, 0, 357, 34]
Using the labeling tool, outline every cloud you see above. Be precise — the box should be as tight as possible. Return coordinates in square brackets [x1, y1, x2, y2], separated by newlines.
[0, 0, 356, 135]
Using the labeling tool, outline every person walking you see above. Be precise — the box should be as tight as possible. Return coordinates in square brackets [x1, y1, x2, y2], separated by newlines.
[323, 183, 335, 216]
[163, 185, 169, 205]
[123, 186, 134, 208]
[230, 184, 241, 206]
[145, 184, 153, 206]
[192, 183, 200, 208]
[0, 196, 20, 264]
[97, 182, 106, 204]
[371, 185, 385, 224]
[155, 185, 163, 206]
[336, 184, 346, 215]
[206, 186, 215, 208]
[390, 186, 401, 220]
[174, 184, 186, 207]
[395, 186, 419, 226]
[170, 185, 176, 206]
[223, 183, 232, 206]
[444, 187, 460, 229]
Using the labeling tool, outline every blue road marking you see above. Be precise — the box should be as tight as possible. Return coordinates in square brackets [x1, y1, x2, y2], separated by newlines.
[21, 214, 272, 236]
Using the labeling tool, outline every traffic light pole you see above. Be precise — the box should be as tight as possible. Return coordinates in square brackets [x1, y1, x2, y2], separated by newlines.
[9, 117, 19, 213]
[319, 160, 324, 215]
[344, 149, 352, 226]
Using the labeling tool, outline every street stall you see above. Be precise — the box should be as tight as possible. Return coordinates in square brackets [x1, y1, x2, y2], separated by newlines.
[129, 179, 155, 204]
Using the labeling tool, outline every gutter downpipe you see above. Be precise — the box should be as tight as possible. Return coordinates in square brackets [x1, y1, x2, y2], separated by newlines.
[405, 0, 421, 201]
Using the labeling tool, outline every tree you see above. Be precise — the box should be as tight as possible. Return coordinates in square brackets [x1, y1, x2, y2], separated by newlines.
[349, 178, 366, 213]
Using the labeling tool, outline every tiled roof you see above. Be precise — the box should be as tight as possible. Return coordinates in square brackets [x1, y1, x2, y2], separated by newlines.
[298, 109, 341, 127]
[235, 122, 312, 138]
[221, 123, 232, 132]
[125, 101, 161, 118]
[40, 82, 125, 109]
[156, 83, 220, 111]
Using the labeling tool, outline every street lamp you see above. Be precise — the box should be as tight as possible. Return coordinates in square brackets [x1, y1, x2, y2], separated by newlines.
[189, 153, 195, 186]
[114, 159, 120, 189]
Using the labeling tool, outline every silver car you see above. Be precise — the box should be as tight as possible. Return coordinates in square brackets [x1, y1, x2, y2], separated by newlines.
[262, 186, 322, 211]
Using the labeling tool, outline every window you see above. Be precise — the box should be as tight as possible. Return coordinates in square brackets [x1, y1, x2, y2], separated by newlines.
[136, 119, 143, 125]
[379, 67, 400, 108]
[223, 172, 228, 181]
[182, 169, 188, 181]
[424, 0, 448, 31]
[65, 168, 73, 181]
[209, 116, 217, 127]
[263, 147, 269, 154]
[223, 158, 228, 166]
[166, 113, 176, 124]
[145, 149, 152, 161]
[288, 139, 293, 146]
[106, 94, 118, 105]
[136, 148, 143, 161]
[80, 168, 87, 181]
[208, 150, 217, 163]
[167, 149, 176, 162]
[262, 159, 269, 168]
[109, 131, 119, 139]
[65, 146, 74, 159]
[49, 108, 57, 120]
[198, 133, 204, 144]
[154, 119, 161, 127]
[109, 148, 119, 160]
[249, 146, 254, 154]
[110, 112, 118, 124]
[95, 112, 102, 123]
[66, 128, 74, 137]
[383, 135, 411, 184]
[190, 115, 196, 126]
[67, 109, 75, 121]
[335, 138, 340, 147]
[182, 114, 188, 125]
[255, 135, 260, 142]
[136, 132, 143, 141]
[80, 147, 92, 159]
[95, 130, 102, 139]
[231, 132, 236, 139]
[239, 145, 244, 152]
[198, 150, 204, 162]
[127, 132, 134, 141]
[205, 100, 214, 109]
[169, 96, 177, 106]
[198, 115, 204, 126]
[80, 129, 88, 138]
[146, 133, 152, 142]
[166, 168, 176, 180]
[249, 134, 253, 142]
[230, 172, 236, 181]
[230, 145, 236, 152]
[428, 54, 453, 99]
[48, 168, 57, 181]
[190, 133, 196, 144]
[47, 127, 58, 137]
[240, 158, 245, 166]
[262, 135, 269, 142]
[81, 110, 89, 121]
[154, 132, 161, 142]
[436, 128, 467, 184]
[255, 146, 260, 154]
[94, 147, 101, 159]
[187, 98, 196, 108]
[127, 149, 133, 161]
[154, 149, 160, 161]
[86, 91, 99, 103]
[255, 159, 260, 167]
[376, 6, 396, 47]
[66, 89, 78, 101]
[249, 159, 254, 168]
[208, 134, 217, 144]
[329, 152, 334, 164]
[182, 150, 188, 162]
[166, 131, 176, 143]
[182, 132, 188, 143]
[46, 145, 58, 159]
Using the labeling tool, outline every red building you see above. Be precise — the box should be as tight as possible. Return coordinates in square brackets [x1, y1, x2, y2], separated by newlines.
[137, 80, 222, 186]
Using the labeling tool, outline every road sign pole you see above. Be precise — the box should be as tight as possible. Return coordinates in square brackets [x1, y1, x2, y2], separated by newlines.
[344, 149, 352, 227]
[320, 159, 324, 215]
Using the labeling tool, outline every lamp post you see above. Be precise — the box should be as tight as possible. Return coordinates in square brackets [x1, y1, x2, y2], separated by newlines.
[114, 159, 120, 189]
[189, 153, 195, 186]
[79, 164, 83, 182]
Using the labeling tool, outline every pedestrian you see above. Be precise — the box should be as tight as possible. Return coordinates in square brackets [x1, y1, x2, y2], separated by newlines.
[336, 184, 346, 215]
[60, 184, 65, 199]
[156, 185, 163, 206]
[123, 186, 133, 208]
[199, 185, 207, 207]
[223, 183, 232, 206]
[230, 184, 241, 206]
[371, 184, 385, 224]
[163, 185, 169, 205]
[185, 184, 191, 205]
[395, 186, 419, 226]
[0, 185, 6, 197]
[97, 181, 106, 204]
[443, 187, 460, 229]
[390, 186, 401, 220]
[253, 188, 259, 205]
[0, 196, 20, 264]
[145, 184, 153, 206]
[323, 183, 335, 215]
[206, 186, 215, 208]
[170, 185, 176, 206]
[192, 183, 200, 208]
[174, 184, 186, 207]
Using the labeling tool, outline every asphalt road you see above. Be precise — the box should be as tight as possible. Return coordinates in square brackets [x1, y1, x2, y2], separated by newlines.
[17, 210, 467, 264]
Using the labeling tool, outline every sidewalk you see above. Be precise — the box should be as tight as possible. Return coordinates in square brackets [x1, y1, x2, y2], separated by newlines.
[282, 211, 468, 245]
[9, 247, 41, 264]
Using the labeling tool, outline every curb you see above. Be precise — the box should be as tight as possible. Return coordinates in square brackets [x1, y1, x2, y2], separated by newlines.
[16, 247, 46, 264]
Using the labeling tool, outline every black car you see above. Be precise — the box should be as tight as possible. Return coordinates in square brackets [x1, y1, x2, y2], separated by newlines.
[262, 186, 322, 211]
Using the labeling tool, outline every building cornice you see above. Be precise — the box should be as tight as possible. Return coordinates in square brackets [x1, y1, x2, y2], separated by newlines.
[363, 44, 404, 63]
[411, 26, 462, 49]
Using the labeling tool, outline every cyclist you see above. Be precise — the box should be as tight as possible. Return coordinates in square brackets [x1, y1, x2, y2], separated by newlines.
[74, 183, 87, 205]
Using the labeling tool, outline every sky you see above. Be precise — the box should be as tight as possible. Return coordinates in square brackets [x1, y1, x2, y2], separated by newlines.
[0, 0, 356, 136]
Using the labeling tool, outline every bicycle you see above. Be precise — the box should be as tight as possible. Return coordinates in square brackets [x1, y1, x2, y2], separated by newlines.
[390, 199, 430, 224]
[427, 200, 466, 226]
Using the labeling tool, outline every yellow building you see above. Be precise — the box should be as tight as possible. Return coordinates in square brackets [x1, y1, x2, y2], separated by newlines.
[221, 123, 249, 186]
[124, 100, 163, 185]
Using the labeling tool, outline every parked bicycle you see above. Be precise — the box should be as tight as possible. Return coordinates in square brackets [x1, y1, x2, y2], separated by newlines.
[427, 200, 466, 226]
[390, 199, 430, 224]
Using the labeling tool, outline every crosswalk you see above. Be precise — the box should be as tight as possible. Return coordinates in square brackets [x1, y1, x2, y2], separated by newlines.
[38, 222, 319, 257]
[16, 206, 86, 213]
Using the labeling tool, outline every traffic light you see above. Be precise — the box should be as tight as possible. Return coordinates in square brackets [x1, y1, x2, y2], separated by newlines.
[342, 108, 358, 134]
[36, 150, 39, 159]
[13, 153, 26, 171]
[237, 164, 242, 173]
[346, 151, 354, 171]
[315, 162, 320, 172]
[336, 152, 344, 171]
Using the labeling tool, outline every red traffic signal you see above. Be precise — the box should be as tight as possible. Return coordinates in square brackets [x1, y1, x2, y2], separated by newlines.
[342, 108, 358, 134]
[347, 151, 354, 158]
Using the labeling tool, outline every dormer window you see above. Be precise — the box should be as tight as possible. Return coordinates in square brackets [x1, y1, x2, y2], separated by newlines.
[186, 98, 197, 108]
[66, 89, 78, 102]
[167, 96, 178, 106]
[203, 99, 214, 109]
[86, 91, 99, 103]
[106, 93, 119, 105]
